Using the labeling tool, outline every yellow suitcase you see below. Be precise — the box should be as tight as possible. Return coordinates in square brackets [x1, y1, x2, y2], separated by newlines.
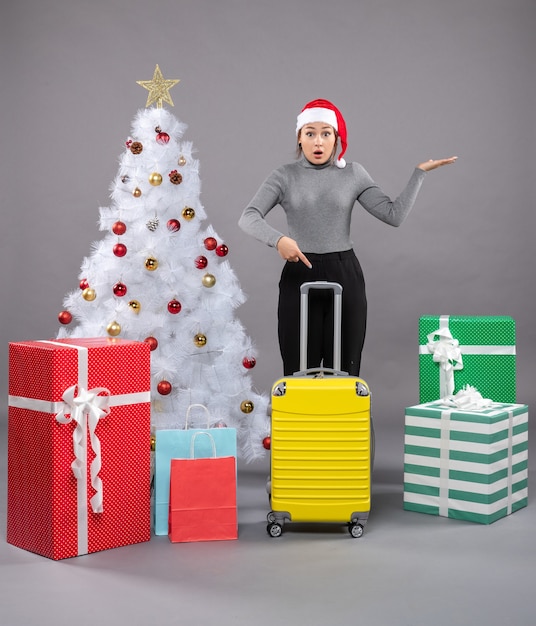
[267, 282, 372, 538]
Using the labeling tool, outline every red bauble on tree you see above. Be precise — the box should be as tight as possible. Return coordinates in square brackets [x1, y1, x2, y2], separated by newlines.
[167, 299, 182, 314]
[79, 278, 89, 290]
[113, 243, 127, 257]
[113, 281, 127, 297]
[112, 220, 127, 235]
[242, 356, 256, 369]
[144, 336, 158, 351]
[167, 218, 180, 232]
[157, 380, 172, 395]
[156, 131, 170, 145]
[204, 237, 217, 251]
[216, 244, 229, 257]
[262, 437, 271, 450]
[58, 310, 72, 325]
[195, 255, 208, 269]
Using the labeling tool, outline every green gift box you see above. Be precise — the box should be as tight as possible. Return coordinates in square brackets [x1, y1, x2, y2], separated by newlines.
[419, 315, 516, 403]
[403, 401, 528, 524]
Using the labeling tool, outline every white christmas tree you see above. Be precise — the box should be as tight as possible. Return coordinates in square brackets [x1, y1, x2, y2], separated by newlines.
[57, 65, 269, 461]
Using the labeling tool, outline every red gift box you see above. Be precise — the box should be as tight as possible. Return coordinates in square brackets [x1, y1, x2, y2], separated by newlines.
[7, 338, 151, 560]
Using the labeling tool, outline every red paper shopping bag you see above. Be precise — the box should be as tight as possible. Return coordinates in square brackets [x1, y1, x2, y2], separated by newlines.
[168, 432, 237, 542]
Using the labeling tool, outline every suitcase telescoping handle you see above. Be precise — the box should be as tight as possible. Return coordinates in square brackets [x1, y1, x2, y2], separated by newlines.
[299, 281, 343, 373]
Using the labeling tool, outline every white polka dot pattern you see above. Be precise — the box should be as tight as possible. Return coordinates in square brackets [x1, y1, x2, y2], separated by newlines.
[418, 316, 516, 403]
[7, 338, 151, 560]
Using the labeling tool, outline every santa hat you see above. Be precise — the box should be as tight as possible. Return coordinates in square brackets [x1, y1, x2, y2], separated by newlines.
[296, 99, 347, 168]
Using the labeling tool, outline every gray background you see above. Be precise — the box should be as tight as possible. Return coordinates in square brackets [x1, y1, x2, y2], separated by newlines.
[1, 1, 535, 625]
[1, 0, 535, 421]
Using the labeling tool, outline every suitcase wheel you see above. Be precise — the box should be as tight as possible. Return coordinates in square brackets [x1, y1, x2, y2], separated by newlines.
[348, 523, 364, 538]
[267, 511, 276, 523]
[267, 523, 283, 538]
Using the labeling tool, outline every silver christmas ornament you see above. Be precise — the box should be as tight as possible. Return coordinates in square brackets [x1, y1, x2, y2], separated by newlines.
[146, 216, 160, 232]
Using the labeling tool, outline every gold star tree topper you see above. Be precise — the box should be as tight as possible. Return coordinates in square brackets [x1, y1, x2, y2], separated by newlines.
[136, 65, 180, 108]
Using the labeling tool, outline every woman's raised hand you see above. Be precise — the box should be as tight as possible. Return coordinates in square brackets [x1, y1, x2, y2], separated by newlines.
[417, 156, 458, 171]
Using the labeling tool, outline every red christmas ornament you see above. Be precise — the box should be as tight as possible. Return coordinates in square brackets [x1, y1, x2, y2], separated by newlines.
[113, 281, 127, 297]
[144, 336, 158, 351]
[58, 310, 72, 325]
[157, 380, 172, 395]
[113, 243, 127, 257]
[262, 437, 271, 450]
[79, 278, 89, 290]
[204, 237, 217, 251]
[215, 244, 229, 257]
[167, 299, 182, 314]
[167, 218, 181, 233]
[194, 255, 208, 269]
[156, 131, 170, 145]
[112, 221, 127, 235]
[242, 356, 256, 369]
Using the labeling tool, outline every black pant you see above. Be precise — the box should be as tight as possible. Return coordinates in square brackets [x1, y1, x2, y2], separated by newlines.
[277, 249, 367, 376]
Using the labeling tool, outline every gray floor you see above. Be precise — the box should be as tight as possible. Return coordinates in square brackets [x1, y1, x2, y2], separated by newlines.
[1, 416, 534, 626]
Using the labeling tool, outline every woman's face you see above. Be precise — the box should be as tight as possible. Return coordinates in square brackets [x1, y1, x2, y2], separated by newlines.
[299, 122, 337, 165]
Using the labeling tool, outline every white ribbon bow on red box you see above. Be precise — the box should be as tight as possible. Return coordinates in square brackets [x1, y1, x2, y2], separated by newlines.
[55, 384, 111, 514]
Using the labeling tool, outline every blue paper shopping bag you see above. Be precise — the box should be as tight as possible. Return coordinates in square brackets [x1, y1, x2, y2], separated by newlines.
[154, 404, 237, 535]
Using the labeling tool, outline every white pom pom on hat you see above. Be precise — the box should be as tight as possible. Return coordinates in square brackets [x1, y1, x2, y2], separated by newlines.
[296, 98, 347, 168]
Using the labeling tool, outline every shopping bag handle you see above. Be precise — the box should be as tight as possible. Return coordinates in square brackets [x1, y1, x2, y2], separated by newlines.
[185, 403, 211, 429]
[189, 431, 217, 458]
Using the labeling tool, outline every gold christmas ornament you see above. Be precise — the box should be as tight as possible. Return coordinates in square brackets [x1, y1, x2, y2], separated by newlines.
[145, 257, 159, 271]
[150, 434, 156, 452]
[149, 172, 163, 186]
[128, 299, 141, 313]
[136, 64, 180, 109]
[133, 187, 142, 197]
[82, 288, 96, 301]
[178, 155, 187, 166]
[182, 206, 195, 220]
[240, 400, 254, 414]
[193, 333, 207, 347]
[202, 273, 216, 288]
[107, 320, 121, 336]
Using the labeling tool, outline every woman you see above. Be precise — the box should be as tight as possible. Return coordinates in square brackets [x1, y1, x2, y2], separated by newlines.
[238, 99, 457, 376]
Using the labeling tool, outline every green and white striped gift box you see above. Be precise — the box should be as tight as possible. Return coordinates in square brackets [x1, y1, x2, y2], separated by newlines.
[404, 401, 528, 524]
[419, 315, 516, 403]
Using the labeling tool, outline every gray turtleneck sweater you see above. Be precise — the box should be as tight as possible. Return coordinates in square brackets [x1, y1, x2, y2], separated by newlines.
[238, 157, 427, 254]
